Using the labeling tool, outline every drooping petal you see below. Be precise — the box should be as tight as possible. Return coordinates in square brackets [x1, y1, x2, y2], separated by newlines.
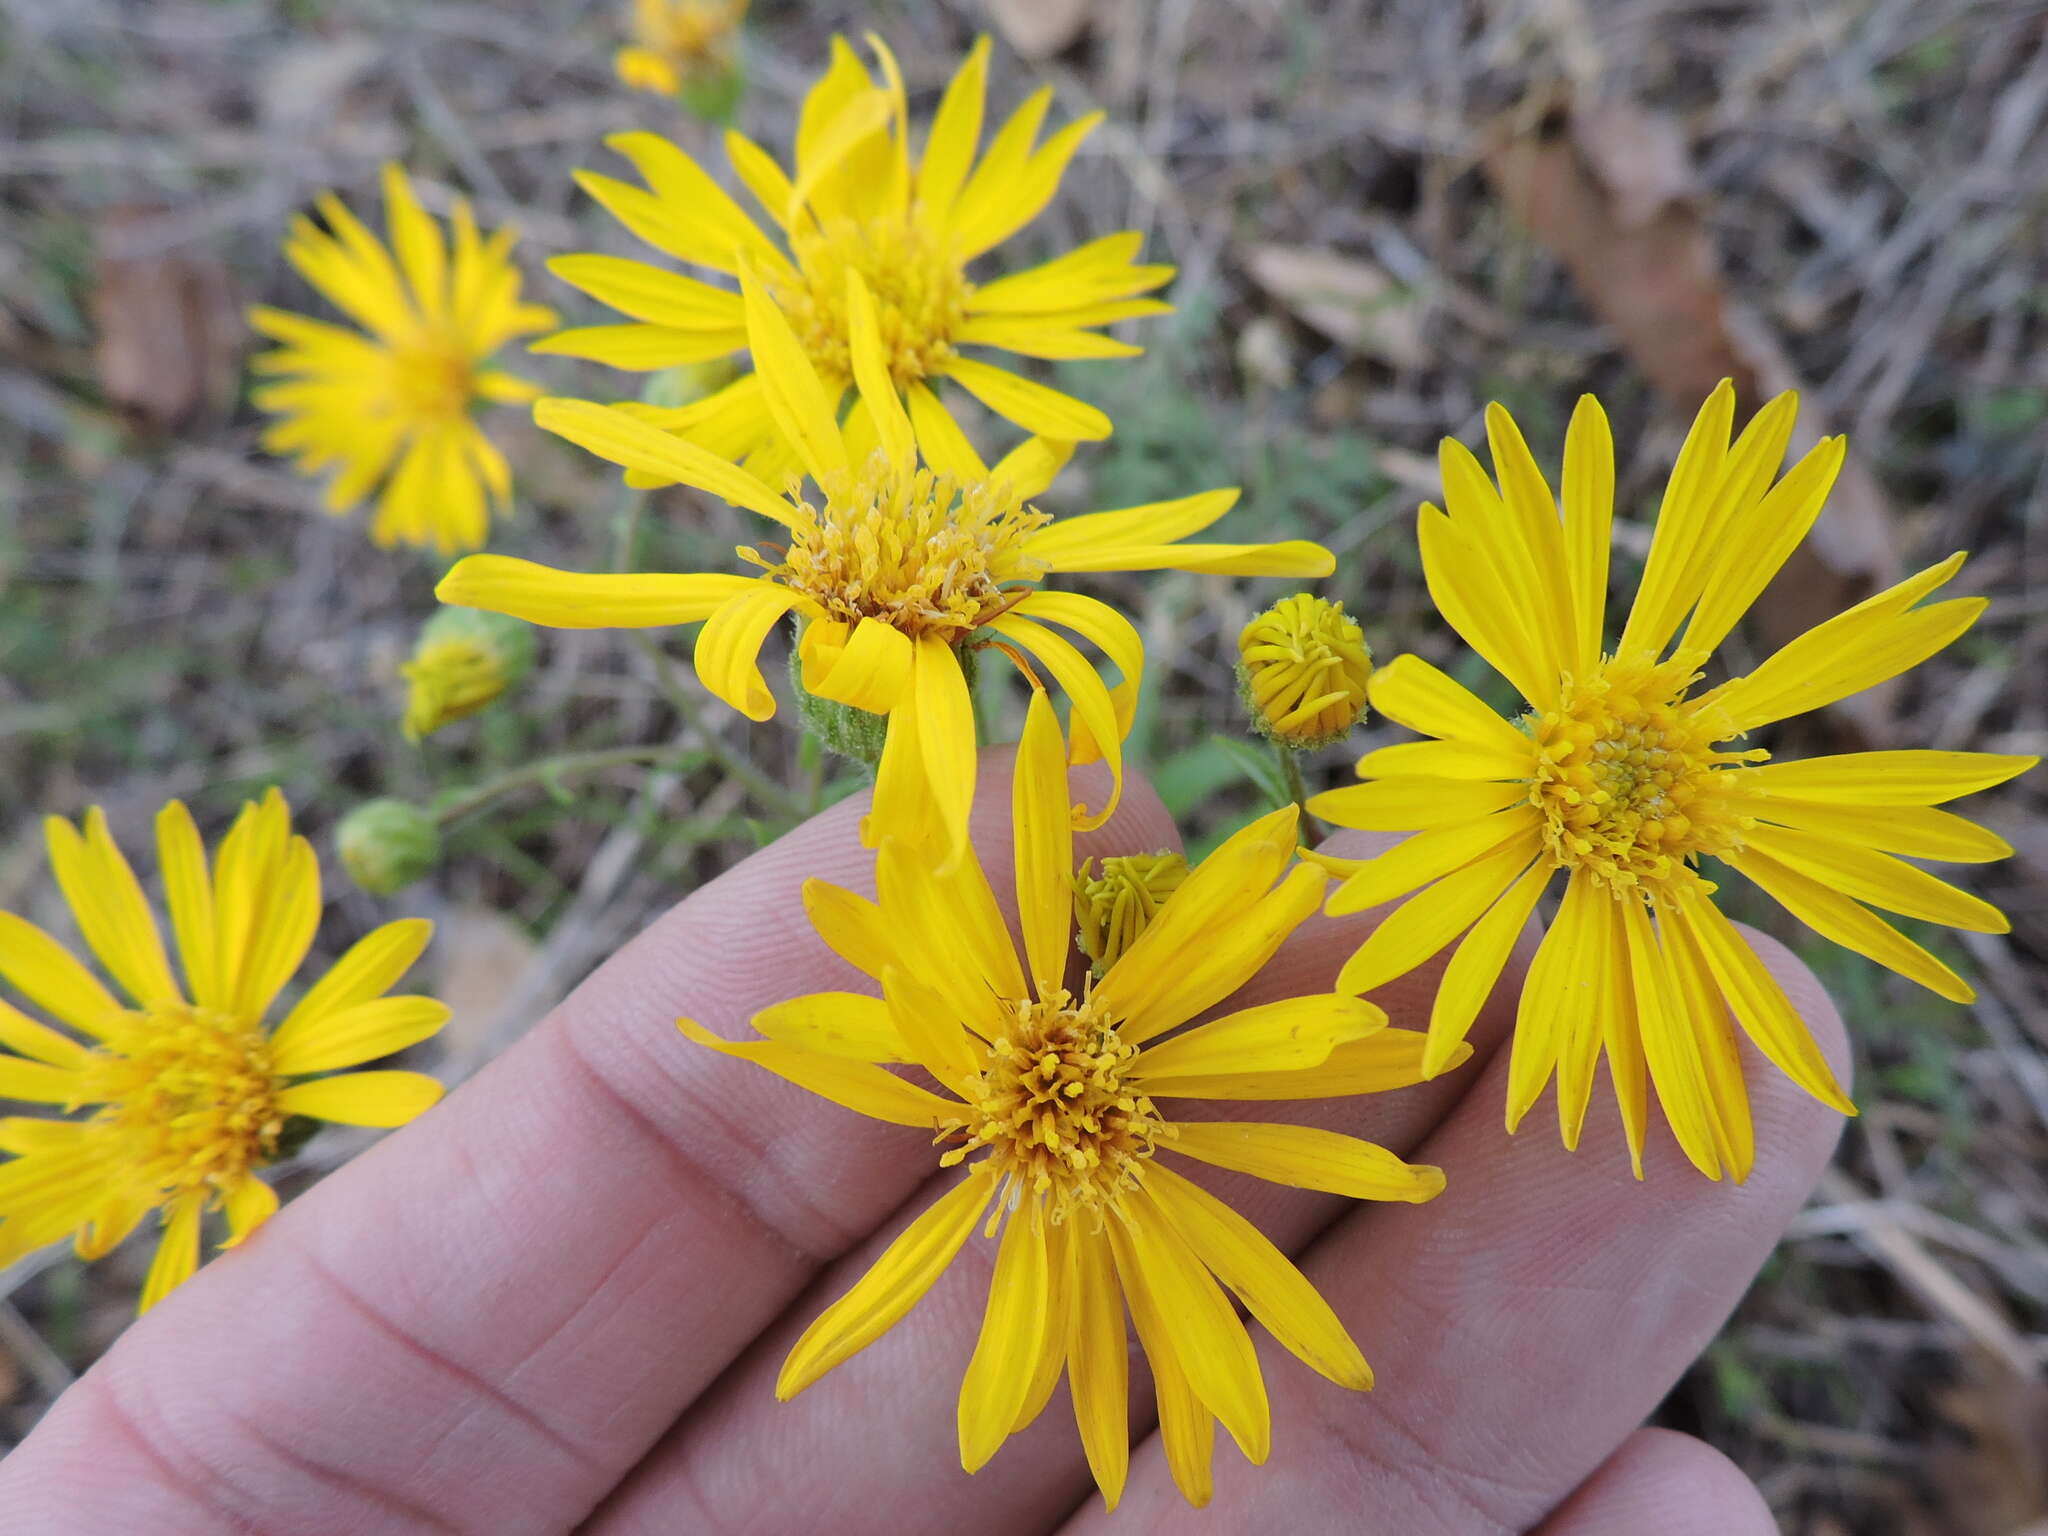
[1012, 688, 1076, 997]
[693, 582, 804, 721]
[1424, 859, 1551, 1077]
[1727, 847, 1971, 1004]
[1134, 995, 1385, 1087]
[677, 1018, 956, 1128]
[957, 1201, 1052, 1473]
[1167, 1122, 1445, 1203]
[137, 1195, 203, 1315]
[1067, 1228, 1130, 1509]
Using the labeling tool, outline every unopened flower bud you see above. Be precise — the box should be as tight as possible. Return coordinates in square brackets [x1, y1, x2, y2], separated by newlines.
[1072, 852, 1190, 975]
[1238, 593, 1372, 749]
[615, 0, 748, 122]
[336, 799, 441, 896]
[402, 607, 534, 742]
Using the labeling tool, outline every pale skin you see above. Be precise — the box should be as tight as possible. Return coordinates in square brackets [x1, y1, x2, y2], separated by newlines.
[0, 752, 1845, 1534]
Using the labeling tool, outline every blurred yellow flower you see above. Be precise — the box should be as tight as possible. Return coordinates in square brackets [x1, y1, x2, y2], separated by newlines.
[1311, 384, 2037, 1180]
[440, 269, 1329, 860]
[1073, 851, 1188, 974]
[0, 791, 447, 1312]
[248, 164, 557, 554]
[1238, 593, 1372, 748]
[615, 0, 746, 100]
[684, 694, 1451, 1508]
[538, 35, 1173, 476]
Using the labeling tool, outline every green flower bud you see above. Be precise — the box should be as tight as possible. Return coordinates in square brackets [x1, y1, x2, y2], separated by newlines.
[1072, 852, 1191, 976]
[336, 799, 441, 896]
[402, 607, 535, 742]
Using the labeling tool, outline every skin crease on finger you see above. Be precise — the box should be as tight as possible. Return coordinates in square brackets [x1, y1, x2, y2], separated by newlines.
[0, 751, 1177, 1536]
[585, 824, 1538, 1536]
[1531, 1427, 1777, 1536]
[1062, 922, 1850, 1535]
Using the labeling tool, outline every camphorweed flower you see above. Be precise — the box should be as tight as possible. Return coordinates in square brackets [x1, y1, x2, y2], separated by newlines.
[1311, 383, 2036, 1181]
[682, 692, 1451, 1507]
[1073, 852, 1189, 974]
[0, 791, 447, 1311]
[537, 35, 1173, 477]
[248, 164, 557, 553]
[440, 267, 1329, 860]
[615, 0, 747, 103]
[1239, 593, 1372, 749]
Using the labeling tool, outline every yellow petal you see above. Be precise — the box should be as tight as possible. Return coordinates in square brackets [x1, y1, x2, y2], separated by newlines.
[1353, 736, 1531, 783]
[1658, 898, 1756, 1183]
[269, 996, 449, 1076]
[1169, 1122, 1445, 1203]
[1309, 777, 1529, 831]
[1618, 898, 1729, 1181]
[1616, 380, 1736, 657]
[799, 615, 913, 714]
[913, 36, 989, 226]
[1736, 795, 2013, 863]
[138, 1195, 202, 1315]
[1012, 688, 1076, 996]
[0, 1001, 87, 1070]
[871, 839, 1021, 1038]
[842, 270, 915, 472]
[693, 581, 803, 721]
[221, 1175, 280, 1247]
[942, 356, 1111, 440]
[532, 397, 795, 528]
[954, 106, 1101, 259]
[1561, 394, 1614, 676]
[1741, 823, 2008, 934]
[737, 263, 849, 484]
[779, 1167, 994, 1398]
[1744, 749, 2038, 806]
[1425, 859, 1551, 1077]
[801, 880, 896, 980]
[1110, 1215, 1215, 1507]
[1728, 847, 1971, 1005]
[275, 919, 433, 1043]
[155, 801, 220, 1010]
[910, 635, 978, 865]
[0, 1058, 86, 1104]
[988, 436, 1074, 502]
[903, 381, 989, 480]
[958, 1202, 1052, 1473]
[1011, 1215, 1073, 1434]
[986, 614, 1124, 831]
[1133, 864, 1327, 1037]
[1365, 652, 1534, 758]
[1145, 1163, 1373, 1388]
[230, 834, 321, 1021]
[544, 253, 744, 330]
[1004, 591, 1142, 769]
[1067, 1228, 1130, 1508]
[1326, 807, 1541, 917]
[1505, 870, 1601, 1132]
[593, 131, 790, 276]
[879, 964, 979, 1091]
[676, 1017, 955, 1127]
[1681, 432, 1845, 656]
[45, 810, 180, 1009]
[1335, 826, 1543, 994]
[1023, 488, 1237, 562]
[1135, 994, 1385, 1086]
[0, 913, 123, 1039]
[274, 1069, 444, 1127]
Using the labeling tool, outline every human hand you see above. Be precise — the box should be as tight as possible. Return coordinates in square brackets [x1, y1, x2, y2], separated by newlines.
[0, 754, 1844, 1534]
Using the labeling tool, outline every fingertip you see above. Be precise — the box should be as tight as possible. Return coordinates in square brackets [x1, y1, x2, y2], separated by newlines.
[1534, 1427, 1773, 1536]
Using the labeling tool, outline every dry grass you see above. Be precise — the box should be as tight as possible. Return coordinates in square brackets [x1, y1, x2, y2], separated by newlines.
[1, 1, 2043, 1528]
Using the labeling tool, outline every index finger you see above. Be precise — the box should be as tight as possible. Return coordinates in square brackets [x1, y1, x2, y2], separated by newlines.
[0, 755, 1176, 1533]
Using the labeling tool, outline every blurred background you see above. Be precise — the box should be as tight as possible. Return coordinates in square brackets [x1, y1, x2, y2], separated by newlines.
[0, 1, 2043, 1529]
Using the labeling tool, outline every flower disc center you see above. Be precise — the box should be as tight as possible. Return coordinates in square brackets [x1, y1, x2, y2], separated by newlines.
[778, 212, 972, 391]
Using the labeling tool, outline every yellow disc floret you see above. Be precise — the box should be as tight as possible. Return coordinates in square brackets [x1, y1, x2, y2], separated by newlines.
[749, 452, 1049, 640]
[75, 1007, 285, 1205]
[776, 212, 973, 392]
[1528, 652, 1761, 898]
[1239, 593, 1374, 748]
[939, 990, 1170, 1226]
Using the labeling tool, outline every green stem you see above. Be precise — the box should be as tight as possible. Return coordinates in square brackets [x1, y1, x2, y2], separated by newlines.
[1277, 742, 1322, 846]
[432, 744, 697, 827]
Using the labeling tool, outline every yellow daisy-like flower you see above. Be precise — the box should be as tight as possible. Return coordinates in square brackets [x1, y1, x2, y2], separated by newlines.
[439, 267, 1329, 858]
[684, 693, 1451, 1508]
[0, 790, 448, 1312]
[248, 163, 558, 554]
[536, 34, 1173, 476]
[1310, 382, 2036, 1181]
[614, 0, 746, 98]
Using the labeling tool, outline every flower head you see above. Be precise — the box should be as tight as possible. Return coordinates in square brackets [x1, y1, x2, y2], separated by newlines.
[1073, 851, 1188, 974]
[1310, 383, 2037, 1181]
[0, 791, 447, 1311]
[248, 164, 557, 553]
[615, 0, 747, 102]
[1239, 593, 1373, 748]
[401, 606, 535, 741]
[682, 694, 1450, 1507]
[536, 35, 1173, 474]
[439, 269, 1330, 860]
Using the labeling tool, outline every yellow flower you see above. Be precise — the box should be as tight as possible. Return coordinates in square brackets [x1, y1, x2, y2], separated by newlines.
[0, 791, 448, 1312]
[439, 268, 1330, 859]
[1238, 593, 1373, 748]
[1073, 852, 1189, 974]
[248, 164, 558, 554]
[536, 35, 1173, 476]
[682, 693, 1450, 1508]
[401, 606, 536, 741]
[1310, 383, 2036, 1181]
[615, 0, 746, 98]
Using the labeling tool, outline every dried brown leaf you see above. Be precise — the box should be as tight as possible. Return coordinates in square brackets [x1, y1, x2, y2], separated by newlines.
[91, 207, 239, 431]
[1245, 243, 1429, 369]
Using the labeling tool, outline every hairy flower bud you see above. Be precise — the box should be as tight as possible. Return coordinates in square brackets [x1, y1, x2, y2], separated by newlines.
[402, 607, 535, 743]
[336, 799, 441, 896]
[1072, 852, 1190, 975]
[1238, 593, 1372, 749]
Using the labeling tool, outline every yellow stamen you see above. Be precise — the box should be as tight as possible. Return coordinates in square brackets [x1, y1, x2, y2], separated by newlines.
[774, 212, 973, 391]
[1528, 651, 1762, 898]
[937, 990, 1169, 1226]
[748, 451, 1049, 640]
[75, 1007, 284, 1204]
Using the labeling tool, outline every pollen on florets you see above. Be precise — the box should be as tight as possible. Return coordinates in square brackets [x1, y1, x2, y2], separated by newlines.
[774, 212, 973, 391]
[748, 453, 1051, 640]
[1527, 651, 1762, 898]
[938, 990, 1170, 1225]
[74, 1007, 285, 1204]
